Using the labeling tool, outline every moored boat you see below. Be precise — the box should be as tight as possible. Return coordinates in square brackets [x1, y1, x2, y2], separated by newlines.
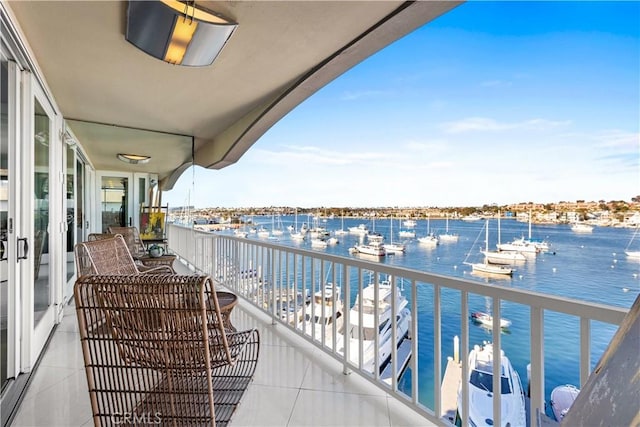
[471, 311, 512, 329]
[338, 279, 411, 378]
[456, 342, 526, 427]
[550, 384, 580, 422]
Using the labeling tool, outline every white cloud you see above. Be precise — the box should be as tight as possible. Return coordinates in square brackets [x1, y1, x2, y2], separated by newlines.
[441, 117, 572, 133]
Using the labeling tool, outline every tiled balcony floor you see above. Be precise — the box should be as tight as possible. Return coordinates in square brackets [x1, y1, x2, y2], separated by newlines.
[11, 265, 435, 426]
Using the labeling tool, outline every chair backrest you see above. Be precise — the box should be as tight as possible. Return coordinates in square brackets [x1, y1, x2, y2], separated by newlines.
[74, 274, 232, 426]
[74, 234, 141, 277]
[87, 233, 117, 241]
[107, 226, 146, 259]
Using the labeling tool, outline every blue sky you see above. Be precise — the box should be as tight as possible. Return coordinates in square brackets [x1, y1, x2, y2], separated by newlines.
[165, 1, 640, 209]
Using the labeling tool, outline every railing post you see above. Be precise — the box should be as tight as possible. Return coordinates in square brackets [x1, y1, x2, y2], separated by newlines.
[530, 306, 545, 427]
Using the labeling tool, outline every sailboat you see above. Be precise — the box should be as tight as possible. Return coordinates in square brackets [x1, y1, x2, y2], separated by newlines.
[384, 216, 406, 254]
[438, 213, 459, 242]
[418, 214, 439, 245]
[334, 211, 348, 235]
[271, 213, 284, 236]
[483, 213, 526, 264]
[496, 210, 542, 254]
[290, 209, 306, 240]
[465, 220, 514, 276]
[625, 226, 640, 259]
[398, 217, 416, 238]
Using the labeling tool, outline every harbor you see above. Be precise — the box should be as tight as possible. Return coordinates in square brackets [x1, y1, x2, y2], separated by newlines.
[211, 214, 638, 421]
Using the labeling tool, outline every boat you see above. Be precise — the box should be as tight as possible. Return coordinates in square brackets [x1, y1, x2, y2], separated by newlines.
[384, 217, 406, 254]
[496, 236, 539, 254]
[471, 311, 512, 329]
[456, 342, 526, 427]
[271, 213, 284, 236]
[299, 283, 344, 344]
[571, 222, 594, 233]
[550, 384, 580, 422]
[352, 240, 386, 256]
[348, 223, 369, 235]
[484, 214, 526, 263]
[310, 238, 328, 248]
[338, 278, 411, 378]
[465, 220, 514, 276]
[334, 212, 348, 235]
[403, 219, 417, 228]
[290, 209, 307, 240]
[398, 229, 416, 238]
[624, 226, 640, 258]
[439, 214, 459, 242]
[256, 226, 270, 238]
[418, 214, 439, 246]
[461, 214, 482, 222]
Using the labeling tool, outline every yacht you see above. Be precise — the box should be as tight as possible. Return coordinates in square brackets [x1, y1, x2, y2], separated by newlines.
[352, 241, 386, 256]
[456, 343, 526, 427]
[339, 280, 411, 377]
[571, 222, 594, 233]
[348, 224, 369, 235]
[299, 283, 344, 345]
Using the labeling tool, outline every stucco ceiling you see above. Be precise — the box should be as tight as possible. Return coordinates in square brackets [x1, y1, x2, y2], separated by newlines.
[6, 1, 462, 189]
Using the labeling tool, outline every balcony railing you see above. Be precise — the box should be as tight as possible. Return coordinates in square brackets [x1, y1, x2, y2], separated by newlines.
[167, 223, 628, 426]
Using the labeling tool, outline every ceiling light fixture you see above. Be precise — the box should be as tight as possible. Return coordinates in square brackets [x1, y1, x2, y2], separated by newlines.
[126, 0, 237, 67]
[118, 153, 151, 164]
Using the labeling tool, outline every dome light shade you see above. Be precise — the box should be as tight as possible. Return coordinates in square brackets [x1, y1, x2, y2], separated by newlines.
[118, 153, 151, 164]
[126, 0, 237, 67]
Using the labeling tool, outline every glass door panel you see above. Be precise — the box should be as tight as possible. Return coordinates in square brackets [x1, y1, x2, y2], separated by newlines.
[101, 176, 129, 232]
[65, 144, 74, 281]
[33, 99, 50, 327]
[1, 50, 9, 392]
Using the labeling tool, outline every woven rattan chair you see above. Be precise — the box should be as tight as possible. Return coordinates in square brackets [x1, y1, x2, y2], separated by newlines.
[74, 234, 173, 277]
[75, 274, 260, 427]
[107, 226, 147, 260]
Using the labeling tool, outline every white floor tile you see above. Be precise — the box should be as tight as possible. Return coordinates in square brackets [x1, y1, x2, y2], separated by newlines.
[288, 389, 391, 426]
[230, 383, 300, 426]
[12, 370, 92, 426]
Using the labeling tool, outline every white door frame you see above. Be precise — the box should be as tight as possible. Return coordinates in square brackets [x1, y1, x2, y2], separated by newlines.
[19, 74, 60, 371]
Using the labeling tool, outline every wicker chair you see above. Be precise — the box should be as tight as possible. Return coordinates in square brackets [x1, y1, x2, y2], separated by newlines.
[107, 226, 147, 260]
[74, 234, 173, 277]
[75, 274, 260, 427]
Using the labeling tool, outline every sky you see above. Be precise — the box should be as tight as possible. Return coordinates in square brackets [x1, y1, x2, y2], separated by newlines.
[165, 1, 640, 209]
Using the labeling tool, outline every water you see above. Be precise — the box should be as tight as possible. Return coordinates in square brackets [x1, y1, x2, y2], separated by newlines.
[229, 215, 639, 410]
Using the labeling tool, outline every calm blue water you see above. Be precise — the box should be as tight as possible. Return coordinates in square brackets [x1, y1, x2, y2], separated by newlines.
[229, 215, 639, 411]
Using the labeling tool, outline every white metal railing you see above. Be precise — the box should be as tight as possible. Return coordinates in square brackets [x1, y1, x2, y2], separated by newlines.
[167, 223, 628, 426]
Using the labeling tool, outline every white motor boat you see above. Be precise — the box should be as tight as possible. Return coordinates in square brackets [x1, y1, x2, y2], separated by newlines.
[571, 222, 594, 233]
[353, 241, 386, 256]
[456, 343, 526, 427]
[471, 311, 512, 329]
[338, 280, 411, 377]
[299, 283, 343, 345]
[550, 384, 580, 422]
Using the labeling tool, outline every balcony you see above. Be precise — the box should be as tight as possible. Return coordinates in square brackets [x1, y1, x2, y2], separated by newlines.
[9, 224, 632, 426]
[10, 259, 433, 427]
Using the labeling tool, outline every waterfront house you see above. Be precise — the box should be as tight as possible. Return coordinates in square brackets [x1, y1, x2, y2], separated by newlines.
[0, 2, 637, 426]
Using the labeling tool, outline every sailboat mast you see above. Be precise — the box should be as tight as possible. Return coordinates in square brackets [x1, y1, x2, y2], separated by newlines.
[485, 219, 489, 253]
[498, 210, 501, 245]
[528, 209, 532, 239]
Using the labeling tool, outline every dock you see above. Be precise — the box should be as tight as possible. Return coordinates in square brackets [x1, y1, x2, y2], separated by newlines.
[441, 357, 462, 423]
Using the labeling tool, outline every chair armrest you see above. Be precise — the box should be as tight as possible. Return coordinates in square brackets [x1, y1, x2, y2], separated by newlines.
[137, 264, 175, 274]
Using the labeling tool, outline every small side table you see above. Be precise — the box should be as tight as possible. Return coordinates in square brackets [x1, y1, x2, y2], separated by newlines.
[139, 254, 177, 272]
[216, 291, 238, 332]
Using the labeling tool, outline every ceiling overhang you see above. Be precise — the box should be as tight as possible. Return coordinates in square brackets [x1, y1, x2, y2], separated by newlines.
[6, 1, 463, 190]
